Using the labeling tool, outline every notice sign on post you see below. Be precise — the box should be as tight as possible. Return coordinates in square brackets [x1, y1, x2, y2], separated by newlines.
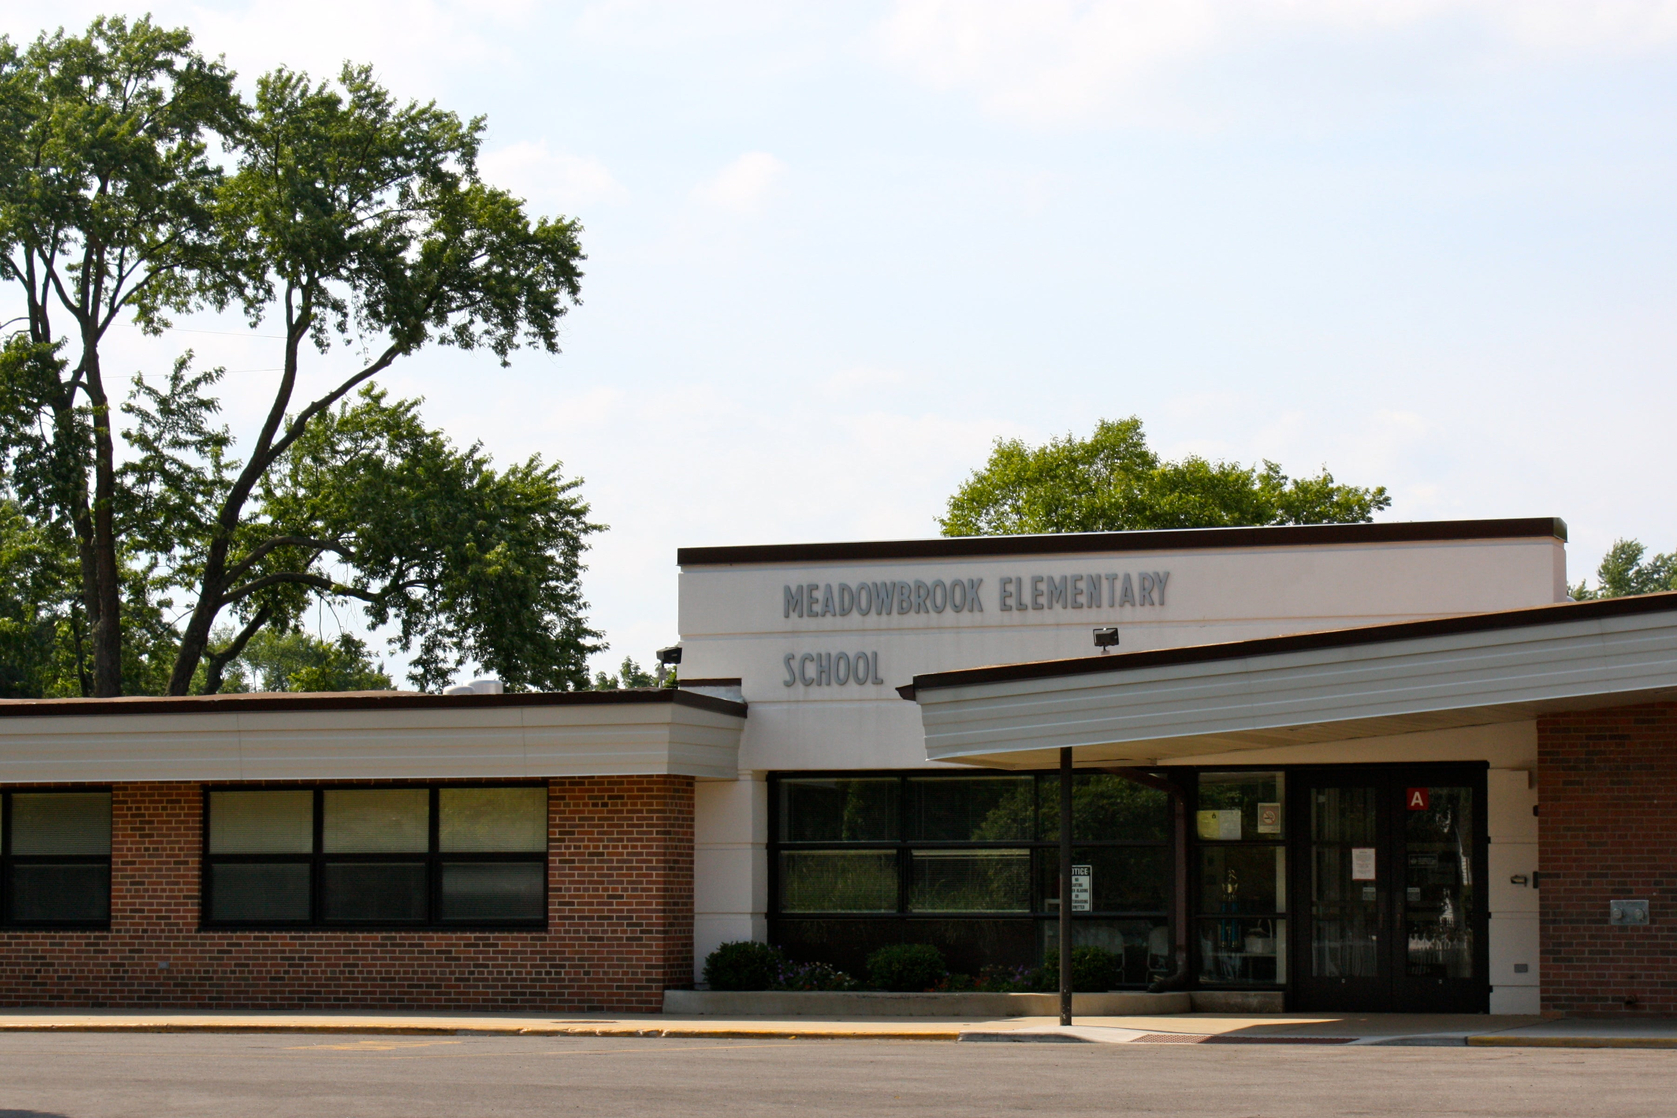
[1351, 847, 1377, 881]
[1071, 865, 1093, 912]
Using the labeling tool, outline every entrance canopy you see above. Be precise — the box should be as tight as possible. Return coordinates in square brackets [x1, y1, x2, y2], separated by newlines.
[900, 591, 1677, 768]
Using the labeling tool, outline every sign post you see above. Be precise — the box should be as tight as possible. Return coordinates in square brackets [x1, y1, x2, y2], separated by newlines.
[1060, 747, 1073, 1027]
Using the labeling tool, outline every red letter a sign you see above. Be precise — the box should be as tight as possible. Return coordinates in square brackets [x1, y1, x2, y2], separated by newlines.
[1407, 787, 1430, 811]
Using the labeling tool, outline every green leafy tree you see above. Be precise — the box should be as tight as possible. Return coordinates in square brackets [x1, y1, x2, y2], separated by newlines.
[0, 21, 596, 696]
[940, 417, 1390, 536]
[222, 628, 391, 693]
[592, 656, 658, 690]
[1571, 539, 1677, 600]
[0, 16, 240, 695]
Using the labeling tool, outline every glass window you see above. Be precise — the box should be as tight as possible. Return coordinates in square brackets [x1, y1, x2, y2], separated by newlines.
[908, 777, 1032, 841]
[1197, 772, 1284, 840]
[770, 771, 1174, 986]
[1404, 786, 1476, 979]
[209, 791, 313, 853]
[322, 862, 429, 922]
[3, 792, 112, 925]
[12, 792, 111, 854]
[778, 779, 898, 842]
[1198, 917, 1287, 985]
[440, 862, 546, 922]
[202, 785, 545, 927]
[908, 849, 1030, 912]
[1199, 846, 1287, 915]
[1040, 847, 1169, 913]
[323, 789, 429, 852]
[209, 863, 310, 922]
[440, 787, 547, 852]
[779, 851, 898, 912]
[1040, 774, 1169, 843]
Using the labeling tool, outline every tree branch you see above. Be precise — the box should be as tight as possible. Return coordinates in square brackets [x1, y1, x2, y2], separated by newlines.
[223, 534, 356, 587]
[221, 570, 379, 607]
[199, 604, 273, 695]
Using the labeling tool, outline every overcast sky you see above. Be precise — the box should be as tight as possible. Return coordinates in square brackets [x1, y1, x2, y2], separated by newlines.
[4, 1, 1675, 683]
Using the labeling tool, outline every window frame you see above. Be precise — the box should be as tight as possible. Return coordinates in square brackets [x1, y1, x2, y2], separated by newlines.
[0, 787, 114, 929]
[200, 783, 549, 931]
[768, 771, 1173, 925]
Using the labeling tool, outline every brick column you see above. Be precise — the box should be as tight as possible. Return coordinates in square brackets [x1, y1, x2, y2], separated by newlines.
[1538, 702, 1677, 1016]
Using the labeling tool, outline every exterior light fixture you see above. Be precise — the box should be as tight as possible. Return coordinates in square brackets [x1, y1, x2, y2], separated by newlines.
[1092, 627, 1119, 653]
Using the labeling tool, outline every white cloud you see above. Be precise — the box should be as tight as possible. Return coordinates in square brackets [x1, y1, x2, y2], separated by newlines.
[876, 0, 1677, 127]
[478, 141, 627, 212]
[695, 152, 787, 213]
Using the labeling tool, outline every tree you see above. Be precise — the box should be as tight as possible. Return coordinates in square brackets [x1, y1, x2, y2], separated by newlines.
[939, 417, 1391, 536]
[592, 656, 657, 690]
[221, 628, 392, 693]
[0, 16, 240, 695]
[0, 21, 597, 695]
[1571, 539, 1676, 600]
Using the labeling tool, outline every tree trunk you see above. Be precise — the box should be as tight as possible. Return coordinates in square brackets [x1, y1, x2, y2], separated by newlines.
[80, 338, 123, 697]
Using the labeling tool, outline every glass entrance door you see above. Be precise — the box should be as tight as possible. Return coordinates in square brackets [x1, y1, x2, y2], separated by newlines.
[1291, 767, 1487, 1013]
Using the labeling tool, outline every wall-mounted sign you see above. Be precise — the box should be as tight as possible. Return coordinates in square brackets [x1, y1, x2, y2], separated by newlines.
[782, 650, 883, 687]
[1407, 787, 1430, 811]
[1256, 803, 1281, 834]
[781, 571, 1171, 620]
[1351, 847, 1377, 881]
[1610, 899, 1650, 926]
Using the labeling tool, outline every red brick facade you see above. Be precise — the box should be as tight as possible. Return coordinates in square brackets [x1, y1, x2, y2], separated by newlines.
[1538, 702, 1677, 1016]
[0, 776, 694, 1012]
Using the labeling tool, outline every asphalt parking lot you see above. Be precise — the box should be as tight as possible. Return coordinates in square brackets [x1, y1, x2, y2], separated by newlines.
[0, 1033, 1673, 1117]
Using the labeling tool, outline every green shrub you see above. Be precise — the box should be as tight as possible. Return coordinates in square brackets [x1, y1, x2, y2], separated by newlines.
[703, 941, 784, 991]
[866, 943, 947, 992]
[1038, 946, 1122, 992]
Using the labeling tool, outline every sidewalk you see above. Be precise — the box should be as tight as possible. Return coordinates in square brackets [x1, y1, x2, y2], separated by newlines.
[0, 1009, 1673, 1047]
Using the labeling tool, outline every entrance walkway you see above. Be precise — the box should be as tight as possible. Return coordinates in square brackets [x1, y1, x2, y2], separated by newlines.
[0, 1010, 1670, 1046]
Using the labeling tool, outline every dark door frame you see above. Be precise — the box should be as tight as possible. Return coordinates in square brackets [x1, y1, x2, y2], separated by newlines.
[1287, 763, 1490, 1013]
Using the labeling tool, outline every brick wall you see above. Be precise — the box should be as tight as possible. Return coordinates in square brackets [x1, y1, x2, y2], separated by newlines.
[0, 776, 694, 1012]
[1538, 702, 1677, 1016]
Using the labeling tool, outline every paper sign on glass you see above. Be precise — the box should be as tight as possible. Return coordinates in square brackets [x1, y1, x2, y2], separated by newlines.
[1256, 803, 1281, 834]
[1217, 809, 1242, 840]
[1071, 864, 1092, 913]
[1351, 847, 1377, 881]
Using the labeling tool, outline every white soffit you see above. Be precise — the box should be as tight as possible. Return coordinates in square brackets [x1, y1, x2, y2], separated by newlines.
[913, 604, 1677, 768]
[0, 697, 746, 783]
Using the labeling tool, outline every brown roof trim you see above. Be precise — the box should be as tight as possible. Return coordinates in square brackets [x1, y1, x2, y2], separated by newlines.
[678, 517, 1567, 567]
[0, 687, 747, 719]
[900, 589, 1677, 699]
[676, 678, 742, 688]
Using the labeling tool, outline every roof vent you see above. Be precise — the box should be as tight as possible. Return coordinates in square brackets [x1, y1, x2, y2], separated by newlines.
[443, 678, 504, 696]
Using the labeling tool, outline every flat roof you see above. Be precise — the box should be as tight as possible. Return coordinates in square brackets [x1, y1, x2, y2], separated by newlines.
[902, 589, 1677, 699]
[677, 517, 1567, 567]
[0, 686, 747, 720]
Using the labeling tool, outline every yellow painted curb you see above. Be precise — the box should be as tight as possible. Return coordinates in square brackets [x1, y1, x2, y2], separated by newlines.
[1468, 1035, 1677, 1049]
[0, 1023, 958, 1041]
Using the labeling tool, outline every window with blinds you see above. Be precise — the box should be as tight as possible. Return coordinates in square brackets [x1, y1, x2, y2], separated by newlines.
[203, 785, 547, 927]
[2, 791, 113, 925]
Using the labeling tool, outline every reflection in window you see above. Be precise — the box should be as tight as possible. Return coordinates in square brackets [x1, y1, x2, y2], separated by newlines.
[909, 850, 1030, 912]
[908, 778, 1032, 841]
[778, 779, 899, 842]
[779, 851, 899, 912]
[1405, 786, 1475, 979]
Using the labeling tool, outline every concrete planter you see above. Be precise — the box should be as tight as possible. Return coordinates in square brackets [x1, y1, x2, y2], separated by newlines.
[663, 990, 1189, 1017]
[662, 989, 1285, 1016]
